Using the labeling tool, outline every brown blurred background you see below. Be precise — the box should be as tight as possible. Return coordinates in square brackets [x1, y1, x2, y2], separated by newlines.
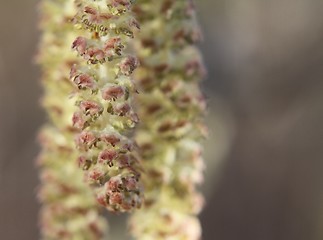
[1, 0, 323, 239]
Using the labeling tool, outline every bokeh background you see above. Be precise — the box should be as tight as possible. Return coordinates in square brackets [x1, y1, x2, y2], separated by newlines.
[1, 0, 323, 239]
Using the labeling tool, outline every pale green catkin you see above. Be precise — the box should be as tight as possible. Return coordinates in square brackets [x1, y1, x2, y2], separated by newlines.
[129, 0, 207, 239]
[70, 0, 144, 212]
[37, 0, 108, 239]
[38, 0, 206, 239]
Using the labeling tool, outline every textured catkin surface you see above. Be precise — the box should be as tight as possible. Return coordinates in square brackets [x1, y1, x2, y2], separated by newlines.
[2, 0, 323, 240]
[70, 0, 144, 213]
[129, 1, 206, 239]
[37, 0, 108, 239]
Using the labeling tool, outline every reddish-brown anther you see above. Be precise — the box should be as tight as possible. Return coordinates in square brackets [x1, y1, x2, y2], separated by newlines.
[72, 36, 87, 55]
[79, 100, 103, 116]
[109, 192, 123, 205]
[173, 29, 186, 42]
[72, 111, 86, 129]
[154, 63, 169, 73]
[98, 149, 118, 165]
[86, 48, 105, 62]
[185, 0, 196, 17]
[119, 56, 139, 76]
[175, 120, 188, 128]
[57, 229, 70, 239]
[129, 18, 140, 30]
[76, 131, 97, 150]
[116, 154, 130, 168]
[70, 64, 78, 79]
[84, 6, 97, 15]
[88, 221, 105, 239]
[101, 85, 125, 101]
[114, 103, 131, 116]
[39, 171, 55, 183]
[100, 13, 114, 21]
[97, 193, 108, 207]
[129, 113, 140, 123]
[121, 201, 132, 211]
[141, 39, 157, 49]
[197, 94, 207, 110]
[123, 176, 138, 191]
[77, 155, 87, 168]
[100, 132, 121, 147]
[105, 177, 122, 192]
[84, 6, 113, 23]
[88, 168, 105, 181]
[120, 139, 133, 152]
[185, 59, 206, 78]
[146, 104, 162, 114]
[161, 0, 173, 14]
[160, 80, 181, 95]
[174, 94, 192, 109]
[73, 73, 97, 90]
[104, 37, 121, 51]
[113, 0, 131, 8]
[158, 122, 172, 133]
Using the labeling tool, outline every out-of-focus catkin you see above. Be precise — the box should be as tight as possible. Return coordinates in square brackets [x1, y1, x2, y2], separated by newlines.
[37, 0, 206, 238]
[37, 0, 108, 239]
[129, 0, 207, 239]
[37, 127, 107, 240]
[70, 0, 143, 212]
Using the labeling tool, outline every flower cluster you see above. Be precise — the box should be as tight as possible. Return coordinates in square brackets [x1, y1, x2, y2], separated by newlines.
[129, 0, 207, 239]
[70, 0, 143, 212]
[37, 127, 107, 240]
[37, 0, 108, 239]
[38, 0, 206, 238]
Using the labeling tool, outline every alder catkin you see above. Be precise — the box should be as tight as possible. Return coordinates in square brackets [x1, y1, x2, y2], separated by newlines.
[70, 0, 143, 212]
[129, 0, 207, 239]
[37, 0, 108, 239]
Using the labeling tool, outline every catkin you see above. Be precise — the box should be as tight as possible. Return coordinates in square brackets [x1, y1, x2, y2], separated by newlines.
[70, 0, 143, 212]
[37, 0, 108, 239]
[129, 1, 207, 239]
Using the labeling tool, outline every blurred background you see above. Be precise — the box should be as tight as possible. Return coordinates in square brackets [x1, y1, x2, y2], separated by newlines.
[1, 0, 323, 239]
